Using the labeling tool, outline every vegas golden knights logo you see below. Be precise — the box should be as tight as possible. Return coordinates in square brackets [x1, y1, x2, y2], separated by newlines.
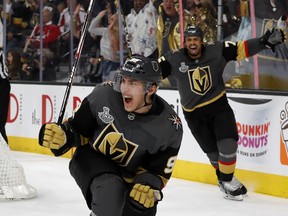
[92, 123, 138, 166]
[188, 66, 212, 95]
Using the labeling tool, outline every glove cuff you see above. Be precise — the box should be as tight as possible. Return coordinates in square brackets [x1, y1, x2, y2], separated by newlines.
[134, 172, 163, 191]
[50, 122, 81, 157]
[61, 121, 82, 147]
[259, 31, 274, 50]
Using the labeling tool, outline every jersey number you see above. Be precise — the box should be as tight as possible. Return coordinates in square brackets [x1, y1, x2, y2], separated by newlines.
[164, 156, 177, 174]
[224, 41, 237, 48]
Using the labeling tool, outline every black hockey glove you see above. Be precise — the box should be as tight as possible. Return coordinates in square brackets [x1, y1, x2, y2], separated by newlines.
[259, 27, 286, 52]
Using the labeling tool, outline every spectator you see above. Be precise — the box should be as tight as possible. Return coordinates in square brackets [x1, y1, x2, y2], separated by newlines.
[88, 8, 124, 82]
[118, 0, 134, 15]
[92, 0, 113, 17]
[253, 0, 288, 90]
[57, 0, 86, 37]
[6, 24, 26, 51]
[22, 48, 57, 81]
[23, 6, 61, 57]
[219, 0, 241, 38]
[233, 0, 251, 78]
[186, 0, 217, 43]
[57, 0, 72, 35]
[5, 0, 13, 23]
[57, 0, 76, 60]
[33, 0, 60, 25]
[125, 0, 158, 58]
[154, 0, 188, 87]
[57, 0, 87, 65]
[10, 0, 34, 35]
[154, 0, 185, 57]
[72, 0, 88, 39]
[254, 0, 288, 20]
[6, 49, 23, 80]
[55, 0, 67, 18]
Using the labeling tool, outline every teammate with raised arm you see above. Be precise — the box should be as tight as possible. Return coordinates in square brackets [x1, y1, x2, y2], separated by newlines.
[158, 25, 286, 201]
[38, 55, 183, 216]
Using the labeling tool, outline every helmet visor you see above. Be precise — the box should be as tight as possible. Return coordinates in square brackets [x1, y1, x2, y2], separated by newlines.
[113, 73, 150, 95]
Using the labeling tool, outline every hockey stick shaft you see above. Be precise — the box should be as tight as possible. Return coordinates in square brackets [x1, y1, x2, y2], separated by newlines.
[57, 0, 96, 124]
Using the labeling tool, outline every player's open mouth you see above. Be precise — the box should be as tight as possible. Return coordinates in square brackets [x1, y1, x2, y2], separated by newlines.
[124, 96, 132, 104]
[188, 45, 197, 50]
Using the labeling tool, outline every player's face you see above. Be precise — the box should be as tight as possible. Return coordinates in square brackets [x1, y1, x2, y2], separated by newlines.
[185, 36, 203, 59]
[120, 77, 148, 113]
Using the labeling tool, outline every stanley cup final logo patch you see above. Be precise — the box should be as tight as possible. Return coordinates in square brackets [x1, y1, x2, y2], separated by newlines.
[98, 107, 114, 124]
[179, 62, 189, 73]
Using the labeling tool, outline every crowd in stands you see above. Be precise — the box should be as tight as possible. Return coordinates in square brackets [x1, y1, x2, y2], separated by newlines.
[0, 0, 287, 86]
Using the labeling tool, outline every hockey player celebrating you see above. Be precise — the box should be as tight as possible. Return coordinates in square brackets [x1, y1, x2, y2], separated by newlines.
[158, 25, 286, 201]
[38, 55, 183, 216]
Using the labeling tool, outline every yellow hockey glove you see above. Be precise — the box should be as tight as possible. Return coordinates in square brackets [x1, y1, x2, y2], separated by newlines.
[129, 183, 161, 208]
[41, 123, 67, 150]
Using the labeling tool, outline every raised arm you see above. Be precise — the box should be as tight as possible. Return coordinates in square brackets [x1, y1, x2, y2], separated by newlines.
[223, 27, 286, 62]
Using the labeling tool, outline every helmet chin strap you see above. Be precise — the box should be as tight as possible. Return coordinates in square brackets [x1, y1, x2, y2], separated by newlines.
[132, 92, 152, 113]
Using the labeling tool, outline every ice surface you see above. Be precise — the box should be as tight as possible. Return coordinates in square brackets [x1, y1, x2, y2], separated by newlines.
[1, 151, 287, 216]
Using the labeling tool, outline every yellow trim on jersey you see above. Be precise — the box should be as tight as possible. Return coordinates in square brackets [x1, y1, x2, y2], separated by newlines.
[80, 135, 90, 145]
[182, 90, 226, 112]
[236, 40, 248, 61]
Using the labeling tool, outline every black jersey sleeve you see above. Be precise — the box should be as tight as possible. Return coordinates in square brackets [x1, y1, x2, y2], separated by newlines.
[158, 55, 172, 79]
[222, 41, 239, 62]
[245, 37, 266, 57]
[222, 38, 266, 62]
[69, 97, 99, 138]
[139, 144, 181, 189]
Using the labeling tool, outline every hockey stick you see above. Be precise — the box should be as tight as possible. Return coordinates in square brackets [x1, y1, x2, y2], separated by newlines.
[57, 0, 96, 124]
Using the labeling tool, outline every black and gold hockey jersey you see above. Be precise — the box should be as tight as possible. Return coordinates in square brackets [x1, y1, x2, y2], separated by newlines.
[159, 38, 265, 112]
[69, 84, 183, 188]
